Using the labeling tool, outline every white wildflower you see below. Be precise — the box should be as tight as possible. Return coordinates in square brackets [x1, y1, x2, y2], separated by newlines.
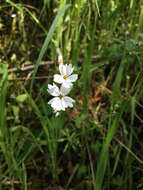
[47, 83, 75, 112]
[11, 14, 16, 18]
[58, 55, 63, 64]
[54, 64, 78, 88]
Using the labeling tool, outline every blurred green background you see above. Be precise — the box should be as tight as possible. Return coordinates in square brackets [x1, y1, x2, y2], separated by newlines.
[0, 0, 143, 189]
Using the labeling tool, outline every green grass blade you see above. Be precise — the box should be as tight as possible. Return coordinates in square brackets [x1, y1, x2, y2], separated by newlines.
[95, 116, 119, 190]
[22, 163, 27, 190]
[82, 14, 98, 114]
[30, 4, 71, 93]
[112, 52, 126, 105]
[135, 6, 143, 40]
[0, 64, 8, 155]
[94, 0, 100, 16]
[131, 96, 136, 126]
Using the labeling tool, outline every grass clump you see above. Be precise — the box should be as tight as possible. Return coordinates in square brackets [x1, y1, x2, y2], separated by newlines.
[0, 0, 143, 189]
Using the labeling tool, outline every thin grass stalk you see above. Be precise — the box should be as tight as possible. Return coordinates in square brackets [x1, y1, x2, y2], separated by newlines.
[135, 6, 143, 40]
[95, 115, 120, 190]
[82, 10, 98, 114]
[30, 4, 71, 93]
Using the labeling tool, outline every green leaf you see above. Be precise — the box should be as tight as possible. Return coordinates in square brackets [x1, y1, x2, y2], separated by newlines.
[16, 94, 28, 102]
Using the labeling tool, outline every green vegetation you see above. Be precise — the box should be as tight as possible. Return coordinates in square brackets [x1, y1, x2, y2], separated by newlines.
[0, 0, 143, 189]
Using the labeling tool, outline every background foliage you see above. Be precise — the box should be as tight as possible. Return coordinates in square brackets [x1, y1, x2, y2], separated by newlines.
[0, 0, 143, 189]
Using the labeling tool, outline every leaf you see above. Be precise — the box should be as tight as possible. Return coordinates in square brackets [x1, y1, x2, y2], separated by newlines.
[12, 105, 19, 123]
[94, 0, 100, 16]
[16, 94, 28, 102]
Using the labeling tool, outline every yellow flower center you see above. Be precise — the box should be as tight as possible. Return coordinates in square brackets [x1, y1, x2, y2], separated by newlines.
[63, 75, 67, 80]
[59, 94, 63, 99]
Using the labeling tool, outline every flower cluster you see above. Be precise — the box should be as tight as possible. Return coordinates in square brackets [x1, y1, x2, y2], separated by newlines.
[47, 56, 78, 116]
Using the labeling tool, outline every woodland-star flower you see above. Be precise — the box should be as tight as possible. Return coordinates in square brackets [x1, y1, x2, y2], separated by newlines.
[54, 64, 78, 88]
[47, 83, 75, 112]
[58, 55, 63, 64]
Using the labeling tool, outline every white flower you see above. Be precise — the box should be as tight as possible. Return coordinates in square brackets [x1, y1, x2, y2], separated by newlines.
[47, 83, 75, 112]
[11, 14, 16, 18]
[54, 64, 78, 88]
[58, 55, 63, 64]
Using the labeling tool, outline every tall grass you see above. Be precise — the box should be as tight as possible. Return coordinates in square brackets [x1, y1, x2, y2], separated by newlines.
[1, 0, 143, 189]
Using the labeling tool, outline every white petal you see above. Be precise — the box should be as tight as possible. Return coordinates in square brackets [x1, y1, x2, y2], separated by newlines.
[53, 83, 57, 87]
[53, 109, 60, 117]
[48, 84, 53, 89]
[63, 64, 68, 75]
[60, 85, 71, 96]
[68, 74, 78, 82]
[55, 112, 60, 117]
[54, 74, 64, 84]
[50, 97, 65, 111]
[48, 83, 58, 90]
[48, 98, 55, 105]
[47, 83, 60, 96]
[59, 64, 67, 76]
[61, 98, 68, 108]
[64, 96, 75, 103]
[66, 64, 74, 76]
[62, 80, 73, 88]
[63, 96, 75, 108]
[59, 64, 64, 75]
